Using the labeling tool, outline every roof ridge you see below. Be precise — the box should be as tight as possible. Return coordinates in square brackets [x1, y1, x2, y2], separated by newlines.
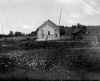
[46, 19, 57, 26]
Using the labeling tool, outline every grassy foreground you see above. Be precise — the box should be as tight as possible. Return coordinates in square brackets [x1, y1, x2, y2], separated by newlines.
[0, 39, 100, 80]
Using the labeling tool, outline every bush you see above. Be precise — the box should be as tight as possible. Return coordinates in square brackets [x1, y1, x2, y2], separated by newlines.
[0, 55, 17, 73]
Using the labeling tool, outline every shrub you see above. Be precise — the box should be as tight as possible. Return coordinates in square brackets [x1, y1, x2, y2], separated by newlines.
[0, 55, 17, 73]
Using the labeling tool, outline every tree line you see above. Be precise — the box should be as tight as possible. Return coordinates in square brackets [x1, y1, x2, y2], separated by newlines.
[0, 31, 37, 38]
[0, 23, 87, 41]
[70, 23, 87, 40]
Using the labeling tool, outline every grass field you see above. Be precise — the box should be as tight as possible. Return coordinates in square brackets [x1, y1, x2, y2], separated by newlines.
[0, 39, 100, 80]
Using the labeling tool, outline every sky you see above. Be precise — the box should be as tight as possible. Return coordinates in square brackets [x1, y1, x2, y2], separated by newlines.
[0, 0, 100, 34]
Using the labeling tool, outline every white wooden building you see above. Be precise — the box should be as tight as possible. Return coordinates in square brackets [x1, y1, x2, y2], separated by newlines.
[36, 20, 60, 41]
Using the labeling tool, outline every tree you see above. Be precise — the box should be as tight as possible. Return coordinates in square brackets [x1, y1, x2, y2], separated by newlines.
[14, 31, 24, 36]
[29, 31, 37, 36]
[71, 24, 87, 40]
[8, 31, 14, 37]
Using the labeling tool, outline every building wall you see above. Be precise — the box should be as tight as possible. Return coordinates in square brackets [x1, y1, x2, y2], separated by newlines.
[37, 24, 60, 41]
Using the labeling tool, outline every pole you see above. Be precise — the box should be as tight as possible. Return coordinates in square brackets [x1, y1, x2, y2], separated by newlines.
[0, 24, 3, 34]
[0, 24, 1, 34]
[1, 24, 4, 34]
[58, 8, 62, 25]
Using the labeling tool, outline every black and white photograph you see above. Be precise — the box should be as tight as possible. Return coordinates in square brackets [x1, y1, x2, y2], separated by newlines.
[0, 0, 100, 80]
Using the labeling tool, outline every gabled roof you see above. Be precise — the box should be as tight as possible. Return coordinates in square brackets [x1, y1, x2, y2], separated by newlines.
[36, 19, 70, 33]
[36, 19, 57, 31]
[46, 19, 57, 26]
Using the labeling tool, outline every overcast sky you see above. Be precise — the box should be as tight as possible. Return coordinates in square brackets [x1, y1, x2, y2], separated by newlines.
[0, 0, 100, 34]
